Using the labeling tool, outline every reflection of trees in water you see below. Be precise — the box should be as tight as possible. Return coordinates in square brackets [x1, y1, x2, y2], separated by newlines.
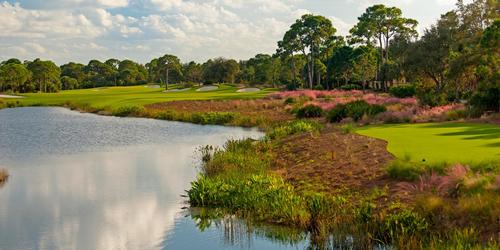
[189, 207, 306, 249]
[189, 207, 387, 250]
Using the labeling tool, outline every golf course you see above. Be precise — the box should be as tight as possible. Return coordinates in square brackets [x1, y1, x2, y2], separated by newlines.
[1, 0, 499, 248]
[357, 122, 500, 164]
[9, 84, 275, 109]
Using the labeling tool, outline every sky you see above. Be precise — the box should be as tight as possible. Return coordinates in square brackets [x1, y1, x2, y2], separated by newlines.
[0, 0, 466, 65]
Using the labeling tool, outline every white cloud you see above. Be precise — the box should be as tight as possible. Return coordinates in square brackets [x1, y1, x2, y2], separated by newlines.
[96, 0, 128, 8]
[0, 0, 462, 64]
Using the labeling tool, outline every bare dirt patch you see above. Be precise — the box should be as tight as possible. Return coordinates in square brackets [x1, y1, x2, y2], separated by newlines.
[272, 127, 397, 196]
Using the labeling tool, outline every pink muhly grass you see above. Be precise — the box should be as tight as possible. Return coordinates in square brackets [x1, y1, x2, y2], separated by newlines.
[396, 164, 471, 196]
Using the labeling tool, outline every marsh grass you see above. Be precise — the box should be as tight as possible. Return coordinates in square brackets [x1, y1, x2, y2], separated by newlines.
[266, 120, 321, 140]
[187, 137, 478, 248]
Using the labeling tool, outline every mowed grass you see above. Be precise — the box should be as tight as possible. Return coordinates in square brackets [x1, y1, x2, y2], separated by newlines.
[4, 84, 275, 109]
[356, 122, 500, 164]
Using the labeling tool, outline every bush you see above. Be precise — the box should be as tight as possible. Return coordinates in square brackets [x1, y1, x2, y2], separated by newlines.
[313, 85, 325, 90]
[389, 85, 416, 98]
[267, 120, 321, 140]
[345, 100, 371, 121]
[327, 104, 348, 123]
[295, 105, 324, 118]
[417, 87, 446, 107]
[384, 209, 428, 237]
[368, 104, 387, 116]
[469, 87, 500, 115]
[386, 159, 425, 181]
[284, 97, 295, 105]
[112, 105, 145, 117]
[190, 112, 235, 125]
[286, 83, 297, 91]
[340, 84, 361, 90]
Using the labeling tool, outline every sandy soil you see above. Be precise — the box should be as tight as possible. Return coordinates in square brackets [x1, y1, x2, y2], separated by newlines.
[0, 94, 24, 99]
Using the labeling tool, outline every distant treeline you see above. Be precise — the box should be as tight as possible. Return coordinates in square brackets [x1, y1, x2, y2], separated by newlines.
[0, 1, 498, 110]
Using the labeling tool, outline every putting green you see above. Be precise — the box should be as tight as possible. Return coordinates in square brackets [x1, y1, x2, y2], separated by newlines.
[2, 84, 276, 109]
[356, 123, 500, 164]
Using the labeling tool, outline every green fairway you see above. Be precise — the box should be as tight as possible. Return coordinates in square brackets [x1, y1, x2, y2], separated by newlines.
[1, 84, 275, 109]
[356, 122, 500, 164]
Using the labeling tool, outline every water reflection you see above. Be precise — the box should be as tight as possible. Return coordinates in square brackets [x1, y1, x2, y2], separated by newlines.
[0, 107, 265, 250]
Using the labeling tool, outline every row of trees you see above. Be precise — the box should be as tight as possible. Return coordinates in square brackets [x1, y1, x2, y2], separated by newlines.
[1, 0, 498, 109]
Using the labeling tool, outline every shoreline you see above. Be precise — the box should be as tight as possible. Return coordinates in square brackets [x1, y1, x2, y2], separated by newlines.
[1, 98, 499, 248]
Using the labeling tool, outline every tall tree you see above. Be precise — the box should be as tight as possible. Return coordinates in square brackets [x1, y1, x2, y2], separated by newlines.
[279, 14, 336, 88]
[350, 4, 418, 90]
[0, 63, 31, 92]
[158, 55, 182, 90]
[27, 59, 61, 93]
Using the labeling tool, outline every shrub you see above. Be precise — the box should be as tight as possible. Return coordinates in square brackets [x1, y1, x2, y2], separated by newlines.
[284, 97, 295, 105]
[340, 84, 361, 90]
[200, 139, 269, 176]
[384, 209, 428, 238]
[188, 174, 308, 226]
[469, 87, 500, 115]
[295, 105, 324, 118]
[190, 112, 235, 125]
[368, 104, 387, 116]
[389, 85, 416, 98]
[327, 104, 348, 123]
[286, 83, 297, 91]
[112, 105, 145, 117]
[387, 159, 425, 181]
[345, 100, 372, 121]
[267, 120, 321, 140]
[313, 85, 325, 90]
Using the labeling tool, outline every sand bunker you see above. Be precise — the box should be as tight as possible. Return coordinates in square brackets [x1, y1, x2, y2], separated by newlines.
[0, 94, 24, 99]
[196, 86, 218, 92]
[163, 88, 191, 93]
[237, 88, 261, 93]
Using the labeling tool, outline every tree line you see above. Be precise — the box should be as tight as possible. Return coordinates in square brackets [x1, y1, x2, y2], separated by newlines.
[0, 1, 498, 109]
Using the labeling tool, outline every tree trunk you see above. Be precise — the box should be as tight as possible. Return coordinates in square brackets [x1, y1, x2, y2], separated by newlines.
[165, 68, 169, 91]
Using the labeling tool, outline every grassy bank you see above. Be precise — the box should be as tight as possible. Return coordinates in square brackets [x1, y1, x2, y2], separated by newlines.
[187, 120, 500, 248]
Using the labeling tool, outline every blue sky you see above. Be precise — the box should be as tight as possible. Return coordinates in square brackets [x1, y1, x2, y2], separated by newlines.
[0, 0, 465, 65]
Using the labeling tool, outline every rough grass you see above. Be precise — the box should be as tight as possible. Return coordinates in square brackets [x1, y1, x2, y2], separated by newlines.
[356, 122, 500, 164]
[2, 84, 276, 110]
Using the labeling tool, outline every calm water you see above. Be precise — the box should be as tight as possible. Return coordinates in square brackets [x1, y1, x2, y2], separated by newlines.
[0, 107, 307, 250]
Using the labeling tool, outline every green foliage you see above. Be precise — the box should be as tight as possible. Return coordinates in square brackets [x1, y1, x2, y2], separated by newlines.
[200, 139, 270, 176]
[188, 174, 308, 225]
[386, 159, 426, 181]
[190, 112, 235, 125]
[313, 85, 324, 90]
[345, 100, 368, 121]
[339, 84, 361, 90]
[327, 100, 386, 123]
[384, 209, 428, 237]
[469, 87, 500, 114]
[295, 105, 324, 118]
[389, 85, 416, 98]
[111, 105, 145, 117]
[284, 97, 295, 105]
[267, 120, 321, 140]
[327, 104, 348, 122]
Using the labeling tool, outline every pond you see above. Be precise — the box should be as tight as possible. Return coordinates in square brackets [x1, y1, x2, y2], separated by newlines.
[0, 107, 308, 250]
